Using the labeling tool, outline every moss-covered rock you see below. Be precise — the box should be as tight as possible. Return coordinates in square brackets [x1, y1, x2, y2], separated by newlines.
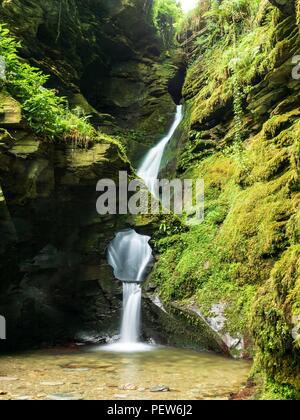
[143, 296, 231, 354]
[151, 0, 300, 397]
[251, 245, 300, 397]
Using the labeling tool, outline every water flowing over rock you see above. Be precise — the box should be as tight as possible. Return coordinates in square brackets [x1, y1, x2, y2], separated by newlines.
[107, 230, 153, 283]
[138, 105, 183, 195]
[106, 230, 153, 351]
[104, 105, 185, 352]
[0, 0, 179, 351]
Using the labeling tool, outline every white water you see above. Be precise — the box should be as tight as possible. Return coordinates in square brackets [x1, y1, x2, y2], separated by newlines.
[107, 229, 152, 283]
[137, 105, 183, 196]
[105, 230, 153, 352]
[104, 106, 183, 353]
[121, 283, 142, 343]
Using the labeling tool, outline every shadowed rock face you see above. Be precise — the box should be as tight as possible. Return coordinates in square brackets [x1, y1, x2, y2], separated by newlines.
[269, 0, 295, 15]
[0, 135, 130, 350]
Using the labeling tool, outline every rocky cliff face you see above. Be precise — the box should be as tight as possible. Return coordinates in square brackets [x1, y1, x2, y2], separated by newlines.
[0, 0, 223, 354]
[0, 114, 131, 349]
[0, 0, 181, 160]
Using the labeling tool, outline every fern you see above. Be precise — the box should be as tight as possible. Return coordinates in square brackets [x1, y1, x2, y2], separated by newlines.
[0, 24, 95, 145]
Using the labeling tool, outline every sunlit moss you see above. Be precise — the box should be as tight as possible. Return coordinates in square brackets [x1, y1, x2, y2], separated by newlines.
[251, 245, 300, 394]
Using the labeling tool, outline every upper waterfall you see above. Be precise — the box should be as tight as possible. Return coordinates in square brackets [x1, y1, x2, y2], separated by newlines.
[137, 105, 183, 196]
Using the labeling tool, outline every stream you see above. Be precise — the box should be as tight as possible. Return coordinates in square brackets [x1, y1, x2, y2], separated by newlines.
[137, 105, 183, 196]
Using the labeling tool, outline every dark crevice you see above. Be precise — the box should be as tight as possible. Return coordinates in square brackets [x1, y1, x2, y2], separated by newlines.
[168, 65, 186, 105]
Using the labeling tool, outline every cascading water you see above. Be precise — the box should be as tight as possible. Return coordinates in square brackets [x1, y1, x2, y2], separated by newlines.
[138, 105, 183, 196]
[107, 229, 153, 284]
[105, 105, 183, 352]
[120, 283, 142, 344]
[105, 229, 153, 352]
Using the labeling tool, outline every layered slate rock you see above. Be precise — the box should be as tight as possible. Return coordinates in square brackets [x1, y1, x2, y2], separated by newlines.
[0, 92, 22, 126]
[0, 133, 129, 350]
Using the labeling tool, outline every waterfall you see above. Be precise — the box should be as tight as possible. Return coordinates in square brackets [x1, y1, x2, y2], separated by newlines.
[104, 105, 183, 352]
[105, 229, 152, 352]
[138, 105, 183, 196]
[107, 229, 153, 284]
[120, 283, 142, 343]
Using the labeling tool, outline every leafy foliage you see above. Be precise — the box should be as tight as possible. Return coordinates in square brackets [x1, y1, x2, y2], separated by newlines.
[203, 0, 260, 43]
[153, 0, 182, 47]
[0, 24, 95, 144]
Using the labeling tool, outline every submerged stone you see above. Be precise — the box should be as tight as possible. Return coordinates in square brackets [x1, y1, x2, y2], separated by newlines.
[39, 381, 65, 386]
[150, 385, 170, 392]
[119, 383, 137, 391]
[47, 393, 83, 401]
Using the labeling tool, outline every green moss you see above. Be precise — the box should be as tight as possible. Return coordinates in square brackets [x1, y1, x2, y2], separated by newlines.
[262, 110, 300, 139]
[152, 83, 299, 378]
[182, 1, 300, 135]
[147, 0, 300, 398]
[261, 378, 300, 400]
[151, 152, 255, 336]
[251, 245, 300, 393]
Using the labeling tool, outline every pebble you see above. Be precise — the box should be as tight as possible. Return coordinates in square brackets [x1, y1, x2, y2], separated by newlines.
[119, 383, 137, 391]
[106, 383, 118, 388]
[150, 385, 170, 393]
[40, 381, 65, 386]
[47, 393, 83, 401]
[0, 390, 8, 395]
[113, 394, 129, 399]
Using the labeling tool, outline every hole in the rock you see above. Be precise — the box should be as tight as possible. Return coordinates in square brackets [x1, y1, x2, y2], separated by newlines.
[146, 46, 161, 57]
[80, 59, 109, 110]
[37, 24, 56, 45]
[168, 66, 187, 105]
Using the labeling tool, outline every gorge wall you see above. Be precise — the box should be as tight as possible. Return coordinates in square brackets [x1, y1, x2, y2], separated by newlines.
[0, 0, 181, 160]
[149, 0, 300, 398]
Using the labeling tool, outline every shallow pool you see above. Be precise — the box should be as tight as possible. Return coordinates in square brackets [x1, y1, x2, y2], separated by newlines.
[0, 346, 251, 400]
